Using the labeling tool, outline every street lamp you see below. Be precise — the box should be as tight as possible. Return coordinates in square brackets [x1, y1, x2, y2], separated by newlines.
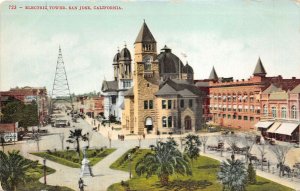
[43, 157, 47, 185]
[128, 153, 132, 179]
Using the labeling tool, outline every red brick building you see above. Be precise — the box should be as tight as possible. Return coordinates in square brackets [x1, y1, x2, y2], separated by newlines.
[0, 86, 48, 125]
[76, 96, 104, 118]
[196, 58, 300, 130]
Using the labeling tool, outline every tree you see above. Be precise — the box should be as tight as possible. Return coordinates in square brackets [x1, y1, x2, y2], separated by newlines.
[137, 134, 143, 147]
[32, 132, 41, 152]
[270, 145, 291, 177]
[0, 150, 35, 191]
[86, 132, 93, 148]
[66, 129, 88, 157]
[199, 136, 209, 153]
[247, 162, 256, 184]
[108, 131, 112, 148]
[225, 134, 241, 155]
[241, 133, 256, 164]
[0, 132, 5, 152]
[184, 134, 201, 166]
[216, 135, 225, 156]
[257, 142, 268, 171]
[135, 139, 192, 186]
[218, 154, 248, 191]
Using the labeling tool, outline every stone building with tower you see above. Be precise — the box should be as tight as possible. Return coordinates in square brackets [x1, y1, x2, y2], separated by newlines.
[121, 21, 204, 135]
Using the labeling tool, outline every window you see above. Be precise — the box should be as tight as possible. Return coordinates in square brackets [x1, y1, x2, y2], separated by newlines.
[111, 96, 116, 104]
[218, 114, 221, 117]
[233, 115, 237, 119]
[244, 116, 248, 120]
[180, 100, 184, 108]
[189, 99, 193, 108]
[173, 100, 176, 109]
[228, 115, 231, 119]
[162, 100, 166, 109]
[162, 117, 167, 128]
[250, 117, 254, 121]
[149, 100, 153, 109]
[168, 100, 172, 109]
[281, 107, 286, 118]
[222, 114, 226, 118]
[292, 105, 297, 119]
[238, 116, 242, 120]
[144, 100, 148, 109]
[263, 105, 268, 116]
[271, 107, 277, 118]
[168, 116, 172, 127]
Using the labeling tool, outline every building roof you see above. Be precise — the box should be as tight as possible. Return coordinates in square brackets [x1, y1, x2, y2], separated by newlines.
[135, 21, 156, 43]
[124, 87, 134, 97]
[209, 66, 218, 81]
[156, 79, 202, 97]
[101, 80, 118, 92]
[113, 50, 120, 64]
[290, 84, 300, 93]
[253, 57, 267, 76]
[157, 45, 185, 74]
[119, 46, 131, 61]
[182, 62, 194, 74]
[0, 123, 16, 133]
[262, 84, 283, 94]
[195, 81, 210, 87]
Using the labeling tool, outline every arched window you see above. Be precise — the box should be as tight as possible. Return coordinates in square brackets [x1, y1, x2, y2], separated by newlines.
[271, 107, 277, 118]
[281, 107, 287, 119]
[168, 116, 172, 128]
[162, 116, 167, 128]
[263, 105, 268, 116]
[291, 105, 297, 119]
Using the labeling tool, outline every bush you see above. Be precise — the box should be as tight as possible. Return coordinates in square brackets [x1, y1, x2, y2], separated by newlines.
[247, 162, 256, 184]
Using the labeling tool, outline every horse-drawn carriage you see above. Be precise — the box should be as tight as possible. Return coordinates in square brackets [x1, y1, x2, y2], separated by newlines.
[207, 142, 224, 151]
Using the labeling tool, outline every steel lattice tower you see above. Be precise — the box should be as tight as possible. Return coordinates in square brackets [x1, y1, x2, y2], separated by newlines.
[51, 46, 73, 109]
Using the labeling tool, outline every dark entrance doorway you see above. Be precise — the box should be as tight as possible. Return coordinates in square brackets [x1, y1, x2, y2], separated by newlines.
[184, 116, 192, 130]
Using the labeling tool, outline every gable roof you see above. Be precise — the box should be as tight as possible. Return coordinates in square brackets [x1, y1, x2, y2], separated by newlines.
[135, 21, 156, 43]
[290, 84, 300, 93]
[156, 79, 202, 97]
[101, 80, 118, 92]
[262, 84, 282, 94]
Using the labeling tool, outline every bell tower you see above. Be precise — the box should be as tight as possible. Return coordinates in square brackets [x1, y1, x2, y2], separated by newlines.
[133, 21, 159, 135]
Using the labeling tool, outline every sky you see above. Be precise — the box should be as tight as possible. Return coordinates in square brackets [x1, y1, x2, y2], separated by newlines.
[1, 0, 300, 95]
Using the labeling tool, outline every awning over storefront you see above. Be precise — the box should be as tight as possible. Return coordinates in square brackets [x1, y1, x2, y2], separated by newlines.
[267, 122, 281, 133]
[238, 105, 243, 109]
[255, 121, 274, 129]
[275, 122, 299, 136]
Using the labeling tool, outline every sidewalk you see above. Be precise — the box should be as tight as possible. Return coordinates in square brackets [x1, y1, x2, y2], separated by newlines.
[202, 152, 300, 191]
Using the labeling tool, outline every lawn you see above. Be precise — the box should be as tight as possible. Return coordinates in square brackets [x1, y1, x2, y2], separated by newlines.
[17, 159, 73, 191]
[32, 148, 116, 168]
[108, 149, 294, 191]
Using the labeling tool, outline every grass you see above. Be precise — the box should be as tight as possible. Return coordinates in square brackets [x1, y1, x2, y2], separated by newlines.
[32, 148, 116, 168]
[108, 149, 294, 191]
[17, 159, 73, 191]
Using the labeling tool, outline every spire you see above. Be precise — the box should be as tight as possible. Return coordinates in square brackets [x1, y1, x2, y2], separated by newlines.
[253, 57, 267, 76]
[209, 66, 218, 81]
[135, 20, 156, 44]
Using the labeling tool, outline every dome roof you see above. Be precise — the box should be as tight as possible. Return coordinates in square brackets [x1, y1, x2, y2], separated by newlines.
[119, 47, 131, 61]
[182, 62, 194, 74]
[113, 51, 120, 64]
[157, 45, 185, 74]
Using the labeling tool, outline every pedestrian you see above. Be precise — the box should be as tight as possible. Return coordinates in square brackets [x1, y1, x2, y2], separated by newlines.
[112, 126, 114, 130]
[78, 178, 85, 191]
[143, 133, 145, 139]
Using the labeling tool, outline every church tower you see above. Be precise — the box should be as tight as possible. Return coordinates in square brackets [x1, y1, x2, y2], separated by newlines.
[133, 21, 160, 134]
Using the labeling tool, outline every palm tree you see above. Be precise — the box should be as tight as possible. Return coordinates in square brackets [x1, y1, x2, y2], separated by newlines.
[135, 140, 192, 186]
[184, 134, 201, 165]
[0, 150, 34, 191]
[218, 155, 248, 191]
[66, 129, 88, 157]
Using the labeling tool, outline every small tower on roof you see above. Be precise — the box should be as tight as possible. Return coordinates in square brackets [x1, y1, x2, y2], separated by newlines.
[209, 66, 218, 81]
[253, 57, 267, 77]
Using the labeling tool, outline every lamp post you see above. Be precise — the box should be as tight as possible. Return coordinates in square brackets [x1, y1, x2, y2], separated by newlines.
[128, 153, 132, 179]
[43, 157, 47, 185]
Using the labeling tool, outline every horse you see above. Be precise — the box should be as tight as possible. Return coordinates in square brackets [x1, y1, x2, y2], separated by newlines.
[247, 154, 259, 163]
[277, 162, 291, 177]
